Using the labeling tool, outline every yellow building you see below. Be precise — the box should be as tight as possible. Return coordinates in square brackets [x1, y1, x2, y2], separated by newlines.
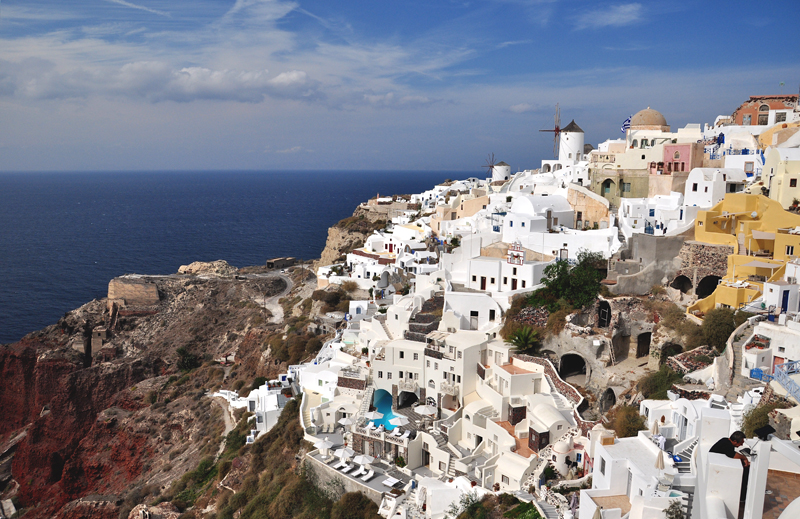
[430, 193, 489, 236]
[762, 147, 800, 209]
[688, 193, 800, 315]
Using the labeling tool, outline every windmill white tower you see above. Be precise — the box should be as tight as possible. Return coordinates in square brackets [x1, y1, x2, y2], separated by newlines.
[559, 120, 585, 164]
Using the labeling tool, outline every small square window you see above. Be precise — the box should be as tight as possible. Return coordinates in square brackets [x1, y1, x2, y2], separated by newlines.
[521, 222, 525, 227]
[434, 362, 438, 370]
[490, 277, 495, 284]
[458, 351, 462, 359]
[399, 351, 404, 359]
[503, 277, 508, 284]
[502, 475, 509, 485]
[692, 183, 698, 192]
[791, 179, 798, 188]
[513, 267, 517, 275]
[427, 360, 430, 367]
[378, 371, 383, 378]
[472, 275, 477, 282]
[387, 372, 392, 379]
[414, 353, 419, 360]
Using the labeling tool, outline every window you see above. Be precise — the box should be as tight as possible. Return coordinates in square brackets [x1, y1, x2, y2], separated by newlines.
[434, 362, 438, 370]
[779, 346, 786, 353]
[472, 275, 476, 282]
[791, 179, 798, 188]
[502, 475, 510, 485]
[552, 455, 557, 461]
[427, 360, 430, 367]
[632, 139, 638, 148]
[622, 182, 631, 193]
[440, 462, 447, 471]
[522, 280, 526, 288]
[600, 458, 606, 475]
[490, 277, 495, 284]
[704, 186, 708, 193]
[743, 114, 751, 125]
[399, 371, 403, 379]
[443, 372, 447, 379]
[449, 346, 454, 354]
[692, 183, 698, 192]
[489, 309, 496, 321]
[776, 112, 787, 123]
[378, 371, 383, 378]
[503, 277, 508, 285]
[509, 221, 513, 227]
[521, 222, 525, 227]
[458, 351, 462, 359]
[387, 372, 392, 379]
[414, 353, 419, 361]
[399, 351, 404, 359]
[395, 314, 398, 320]
[641, 139, 648, 148]
[576, 453, 582, 462]
[428, 380, 435, 388]
[318, 380, 323, 386]
[513, 267, 517, 275]
[787, 245, 795, 256]
[557, 424, 562, 430]
[745, 162, 754, 174]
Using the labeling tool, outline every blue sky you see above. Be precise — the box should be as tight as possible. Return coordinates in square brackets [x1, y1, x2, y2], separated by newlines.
[0, 0, 798, 172]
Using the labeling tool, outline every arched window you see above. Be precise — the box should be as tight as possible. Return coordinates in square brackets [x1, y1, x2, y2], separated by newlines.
[428, 379, 435, 389]
[641, 139, 648, 148]
[759, 104, 769, 112]
[673, 151, 681, 160]
[631, 139, 638, 148]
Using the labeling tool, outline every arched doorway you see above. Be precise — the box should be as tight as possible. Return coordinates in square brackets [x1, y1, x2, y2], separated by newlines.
[696, 275, 721, 299]
[636, 332, 652, 358]
[599, 388, 616, 413]
[542, 164, 551, 173]
[598, 301, 612, 328]
[601, 179, 616, 199]
[670, 275, 693, 294]
[559, 353, 588, 386]
[398, 391, 418, 409]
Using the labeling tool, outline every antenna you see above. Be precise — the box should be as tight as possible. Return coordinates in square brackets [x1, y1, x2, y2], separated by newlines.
[539, 103, 561, 158]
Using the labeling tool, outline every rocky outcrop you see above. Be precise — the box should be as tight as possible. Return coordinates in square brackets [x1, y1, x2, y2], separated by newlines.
[178, 260, 237, 276]
[316, 226, 372, 269]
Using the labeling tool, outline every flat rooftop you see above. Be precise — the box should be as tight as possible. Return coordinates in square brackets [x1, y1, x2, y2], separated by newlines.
[501, 364, 533, 375]
[763, 469, 800, 519]
[591, 495, 632, 515]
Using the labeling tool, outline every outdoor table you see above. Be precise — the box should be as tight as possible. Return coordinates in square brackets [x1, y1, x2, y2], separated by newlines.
[381, 477, 400, 487]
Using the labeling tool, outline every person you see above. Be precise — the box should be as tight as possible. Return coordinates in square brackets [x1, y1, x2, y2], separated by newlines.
[709, 431, 749, 501]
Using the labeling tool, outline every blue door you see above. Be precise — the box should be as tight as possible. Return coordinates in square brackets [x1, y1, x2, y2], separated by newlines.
[782, 290, 790, 313]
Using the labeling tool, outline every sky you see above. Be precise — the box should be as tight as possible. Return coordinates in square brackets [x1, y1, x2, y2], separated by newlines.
[0, 0, 798, 172]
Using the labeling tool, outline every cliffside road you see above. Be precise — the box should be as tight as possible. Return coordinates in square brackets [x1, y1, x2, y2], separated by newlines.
[246, 273, 293, 324]
[213, 397, 236, 460]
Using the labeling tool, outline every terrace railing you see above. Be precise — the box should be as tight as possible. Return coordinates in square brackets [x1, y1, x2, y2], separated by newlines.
[773, 360, 800, 403]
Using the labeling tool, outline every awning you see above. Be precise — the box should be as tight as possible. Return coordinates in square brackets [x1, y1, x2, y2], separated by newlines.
[740, 260, 780, 269]
[751, 230, 776, 240]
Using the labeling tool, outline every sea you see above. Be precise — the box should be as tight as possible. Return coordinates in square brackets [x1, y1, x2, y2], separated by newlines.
[0, 170, 465, 344]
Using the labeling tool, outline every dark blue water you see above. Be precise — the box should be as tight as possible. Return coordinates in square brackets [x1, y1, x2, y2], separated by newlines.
[0, 170, 463, 343]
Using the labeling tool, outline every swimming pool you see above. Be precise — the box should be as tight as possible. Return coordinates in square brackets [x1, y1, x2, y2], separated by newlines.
[370, 389, 399, 430]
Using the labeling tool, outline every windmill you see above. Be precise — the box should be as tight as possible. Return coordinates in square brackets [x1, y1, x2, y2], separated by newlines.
[482, 152, 497, 176]
[539, 103, 561, 158]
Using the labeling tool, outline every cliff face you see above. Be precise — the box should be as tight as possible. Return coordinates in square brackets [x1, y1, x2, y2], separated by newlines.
[316, 226, 372, 269]
[0, 271, 291, 518]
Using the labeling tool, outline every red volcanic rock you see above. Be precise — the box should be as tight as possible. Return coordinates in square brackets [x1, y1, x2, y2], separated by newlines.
[53, 498, 120, 519]
[9, 354, 162, 518]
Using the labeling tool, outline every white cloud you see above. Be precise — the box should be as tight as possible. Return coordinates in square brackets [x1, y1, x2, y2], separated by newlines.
[103, 0, 170, 17]
[574, 3, 643, 30]
[274, 146, 305, 153]
[509, 103, 535, 113]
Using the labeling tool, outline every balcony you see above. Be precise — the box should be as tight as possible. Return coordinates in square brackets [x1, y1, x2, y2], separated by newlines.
[398, 379, 418, 392]
[440, 382, 459, 396]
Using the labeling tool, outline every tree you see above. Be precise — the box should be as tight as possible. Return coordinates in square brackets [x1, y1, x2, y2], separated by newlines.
[176, 347, 200, 371]
[528, 249, 604, 311]
[609, 405, 646, 438]
[510, 326, 540, 354]
[702, 308, 737, 352]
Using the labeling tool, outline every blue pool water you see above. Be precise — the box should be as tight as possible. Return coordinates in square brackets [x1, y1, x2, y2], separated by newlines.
[371, 389, 398, 430]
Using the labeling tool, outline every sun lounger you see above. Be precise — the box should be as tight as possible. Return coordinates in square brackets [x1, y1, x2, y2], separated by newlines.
[376, 425, 385, 432]
[365, 422, 376, 431]
[351, 466, 366, 478]
[332, 460, 347, 470]
[390, 428, 402, 437]
[361, 469, 375, 482]
[399, 430, 410, 440]
[323, 456, 335, 464]
[340, 464, 354, 473]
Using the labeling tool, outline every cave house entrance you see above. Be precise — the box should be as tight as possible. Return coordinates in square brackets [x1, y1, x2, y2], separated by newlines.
[598, 300, 612, 328]
[696, 275, 721, 299]
[636, 332, 652, 358]
[559, 353, 588, 386]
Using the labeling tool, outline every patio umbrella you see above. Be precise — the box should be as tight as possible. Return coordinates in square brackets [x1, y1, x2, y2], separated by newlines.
[414, 405, 437, 416]
[334, 447, 355, 460]
[352, 454, 375, 466]
[314, 439, 333, 455]
[364, 411, 384, 420]
[650, 420, 659, 435]
[592, 506, 603, 519]
[655, 451, 665, 471]
[389, 416, 410, 427]
[339, 417, 354, 426]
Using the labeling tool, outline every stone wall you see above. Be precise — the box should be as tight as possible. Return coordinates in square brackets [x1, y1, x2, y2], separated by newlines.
[676, 241, 734, 287]
[337, 376, 367, 392]
[107, 278, 159, 307]
[304, 454, 384, 505]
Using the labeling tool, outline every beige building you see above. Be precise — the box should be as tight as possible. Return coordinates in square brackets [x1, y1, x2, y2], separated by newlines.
[430, 193, 489, 236]
[763, 148, 800, 209]
[567, 184, 610, 229]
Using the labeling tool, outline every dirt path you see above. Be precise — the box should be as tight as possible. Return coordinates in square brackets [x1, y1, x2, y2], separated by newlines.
[213, 397, 236, 460]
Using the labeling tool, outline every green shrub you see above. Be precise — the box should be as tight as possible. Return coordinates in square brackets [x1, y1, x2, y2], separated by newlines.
[609, 405, 646, 438]
[742, 400, 791, 438]
[638, 366, 683, 400]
